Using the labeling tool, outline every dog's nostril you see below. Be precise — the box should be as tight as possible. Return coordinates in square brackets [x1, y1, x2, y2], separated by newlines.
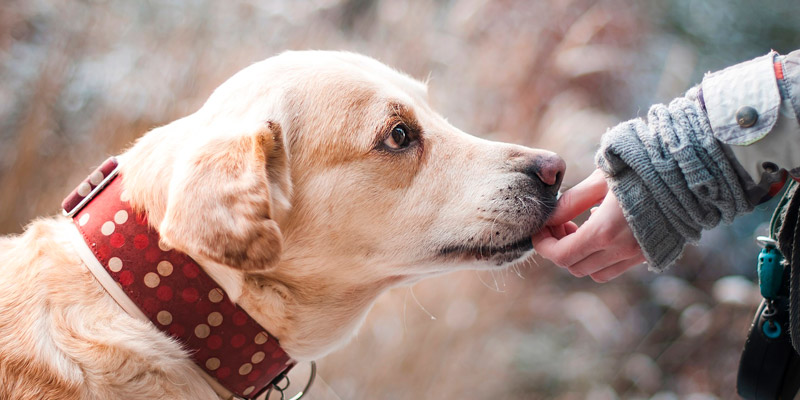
[552, 170, 563, 187]
[536, 169, 556, 187]
[530, 154, 566, 188]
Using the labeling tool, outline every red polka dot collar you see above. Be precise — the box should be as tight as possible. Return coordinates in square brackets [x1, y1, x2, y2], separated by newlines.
[62, 157, 294, 399]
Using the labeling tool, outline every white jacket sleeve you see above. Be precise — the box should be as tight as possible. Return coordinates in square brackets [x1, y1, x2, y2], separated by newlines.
[701, 50, 800, 205]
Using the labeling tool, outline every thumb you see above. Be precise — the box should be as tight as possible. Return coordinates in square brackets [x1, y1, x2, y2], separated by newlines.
[547, 169, 608, 226]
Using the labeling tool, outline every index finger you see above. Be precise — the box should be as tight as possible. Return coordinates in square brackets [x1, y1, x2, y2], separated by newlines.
[548, 169, 608, 226]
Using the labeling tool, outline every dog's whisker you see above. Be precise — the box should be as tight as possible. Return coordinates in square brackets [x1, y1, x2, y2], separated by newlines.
[474, 269, 499, 292]
[511, 263, 524, 279]
[409, 285, 436, 320]
[403, 287, 410, 333]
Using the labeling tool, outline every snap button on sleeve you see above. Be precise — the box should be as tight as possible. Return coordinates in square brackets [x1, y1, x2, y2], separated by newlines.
[736, 106, 759, 128]
[702, 52, 781, 145]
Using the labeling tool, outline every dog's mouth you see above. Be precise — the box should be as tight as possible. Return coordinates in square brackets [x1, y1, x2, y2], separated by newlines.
[438, 235, 534, 266]
[436, 194, 556, 266]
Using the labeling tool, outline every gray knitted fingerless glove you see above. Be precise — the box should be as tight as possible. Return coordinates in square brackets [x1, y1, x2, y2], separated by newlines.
[595, 87, 753, 272]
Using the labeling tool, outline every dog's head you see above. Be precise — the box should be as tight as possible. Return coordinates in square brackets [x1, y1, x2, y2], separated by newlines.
[119, 50, 565, 358]
[123, 51, 564, 280]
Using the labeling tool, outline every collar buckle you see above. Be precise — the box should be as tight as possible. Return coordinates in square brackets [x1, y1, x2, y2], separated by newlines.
[256, 362, 316, 400]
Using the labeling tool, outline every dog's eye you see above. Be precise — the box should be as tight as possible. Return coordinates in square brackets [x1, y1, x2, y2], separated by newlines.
[384, 125, 411, 150]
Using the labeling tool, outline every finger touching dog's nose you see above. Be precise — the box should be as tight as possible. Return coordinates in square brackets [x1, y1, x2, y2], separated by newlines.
[526, 153, 566, 188]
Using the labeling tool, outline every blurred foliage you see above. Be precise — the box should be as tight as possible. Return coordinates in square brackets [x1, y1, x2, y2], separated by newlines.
[656, 0, 799, 69]
[1, 0, 798, 399]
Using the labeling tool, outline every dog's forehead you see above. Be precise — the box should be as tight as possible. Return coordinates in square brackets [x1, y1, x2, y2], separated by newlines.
[274, 54, 429, 121]
[272, 52, 433, 161]
[204, 51, 429, 122]
[202, 51, 434, 166]
[279, 51, 428, 99]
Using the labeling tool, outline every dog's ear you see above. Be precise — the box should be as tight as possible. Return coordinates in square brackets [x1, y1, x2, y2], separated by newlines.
[159, 121, 290, 271]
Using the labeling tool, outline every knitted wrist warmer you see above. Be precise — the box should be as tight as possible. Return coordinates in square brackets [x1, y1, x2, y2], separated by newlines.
[595, 87, 753, 272]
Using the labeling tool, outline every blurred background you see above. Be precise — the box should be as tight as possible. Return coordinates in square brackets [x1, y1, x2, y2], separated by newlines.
[2, 0, 798, 398]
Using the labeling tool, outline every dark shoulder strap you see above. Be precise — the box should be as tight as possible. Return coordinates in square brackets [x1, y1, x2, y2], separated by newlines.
[777, 181, 800, 353]
[774, 181, 798, 244]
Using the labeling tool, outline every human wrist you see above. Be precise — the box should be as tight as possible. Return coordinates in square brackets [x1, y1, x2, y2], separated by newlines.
[595, 91, 752, 271]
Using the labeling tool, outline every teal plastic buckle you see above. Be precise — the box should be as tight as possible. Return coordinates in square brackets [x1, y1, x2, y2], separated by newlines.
[756, 236, 784, 300]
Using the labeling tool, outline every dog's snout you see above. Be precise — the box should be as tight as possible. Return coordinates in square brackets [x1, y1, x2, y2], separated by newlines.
[522, 153, 566, 190]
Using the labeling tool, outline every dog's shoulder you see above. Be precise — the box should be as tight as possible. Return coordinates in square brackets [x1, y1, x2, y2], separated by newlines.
[0, 218, 215, 399]
[0, 218, 86, 399]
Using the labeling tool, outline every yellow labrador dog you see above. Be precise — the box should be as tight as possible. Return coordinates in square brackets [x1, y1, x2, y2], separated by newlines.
[0, 51, 564, 399]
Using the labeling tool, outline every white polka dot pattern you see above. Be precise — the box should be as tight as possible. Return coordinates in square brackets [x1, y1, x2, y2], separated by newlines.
[144, 272, 160, 288]
[113, 210, 128, 224]
[208, 288, 224, 303]
[254, 332, 269, 345]
[157, 261, 173, 276]
[157, 310, 172, 325]
[69, 171, 293, 398]
[239, 363, 253, 375]
[77, 182, 92, 197]
[101, 221, 115, 236]
[108, 257, 123, 272]
[89, 170, 105, 186]
[207, 312, 223, 327]
[251, 351, 265, 364]
[195, 324, 210, 339]
[205, 357, 221, 371]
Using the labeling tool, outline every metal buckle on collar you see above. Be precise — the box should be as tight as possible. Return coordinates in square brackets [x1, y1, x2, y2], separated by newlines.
[62, 158, 120, 218]
[252, 361, 316, 400]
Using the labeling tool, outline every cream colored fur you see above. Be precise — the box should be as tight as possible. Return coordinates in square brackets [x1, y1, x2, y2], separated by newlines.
[0, 51, 562, 399]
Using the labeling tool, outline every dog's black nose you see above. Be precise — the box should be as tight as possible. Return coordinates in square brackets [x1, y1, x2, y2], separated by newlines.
[523, 153, 566, 191]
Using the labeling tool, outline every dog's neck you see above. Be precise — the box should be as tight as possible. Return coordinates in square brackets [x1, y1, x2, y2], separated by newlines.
[236, 255, 406, 361]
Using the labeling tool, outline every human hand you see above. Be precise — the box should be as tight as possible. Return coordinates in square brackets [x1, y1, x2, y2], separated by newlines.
[532, 169, 646, 282]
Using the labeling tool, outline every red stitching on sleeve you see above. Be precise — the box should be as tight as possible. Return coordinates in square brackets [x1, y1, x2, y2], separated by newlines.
[774, 61, 785, 80]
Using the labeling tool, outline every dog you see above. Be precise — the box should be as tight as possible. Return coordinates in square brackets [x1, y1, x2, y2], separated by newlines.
[0, 51, 565, 399]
